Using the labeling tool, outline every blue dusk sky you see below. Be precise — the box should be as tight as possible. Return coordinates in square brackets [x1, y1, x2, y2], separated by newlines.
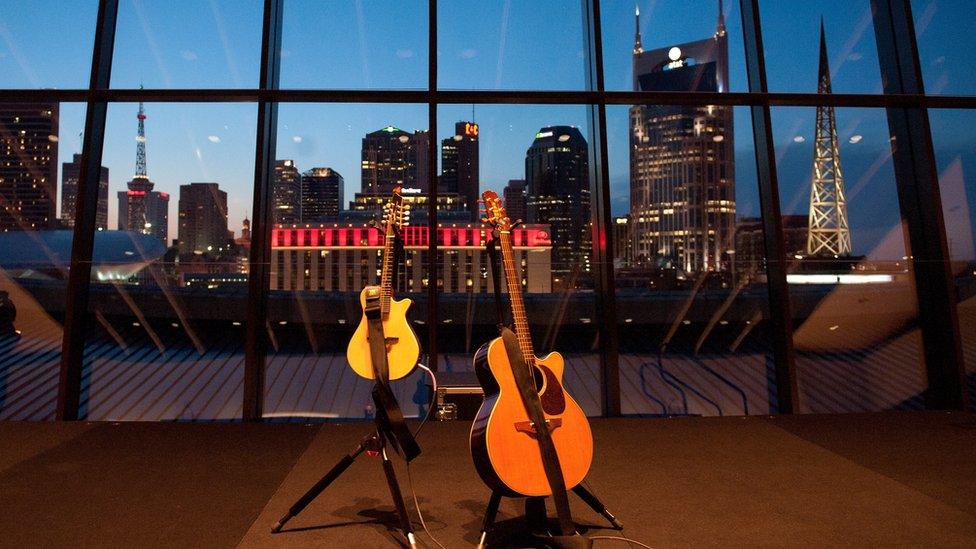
[1, 0, 975, 259]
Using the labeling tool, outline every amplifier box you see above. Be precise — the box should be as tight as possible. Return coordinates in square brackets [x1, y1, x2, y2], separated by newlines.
[431, 371, 484, 421]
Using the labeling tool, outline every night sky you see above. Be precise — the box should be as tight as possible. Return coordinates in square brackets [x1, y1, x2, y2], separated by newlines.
[1, 0, 973, 259]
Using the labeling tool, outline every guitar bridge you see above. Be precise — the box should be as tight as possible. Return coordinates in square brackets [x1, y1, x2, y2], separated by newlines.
[514, 417, 562, 435]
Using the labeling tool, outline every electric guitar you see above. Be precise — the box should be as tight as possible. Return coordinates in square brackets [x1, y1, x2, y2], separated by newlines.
[345, 186, 420, 381]
[469, 190, 593, 497]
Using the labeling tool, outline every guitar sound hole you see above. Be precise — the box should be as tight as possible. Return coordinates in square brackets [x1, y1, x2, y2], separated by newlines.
[533, 366, 544, 392]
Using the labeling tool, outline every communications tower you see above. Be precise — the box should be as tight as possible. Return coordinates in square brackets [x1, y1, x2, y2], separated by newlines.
[806, 22, 852, 257]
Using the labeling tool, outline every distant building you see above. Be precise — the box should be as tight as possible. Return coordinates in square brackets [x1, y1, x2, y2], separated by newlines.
[361, 126, 430, 194]
[235, 218, 251, 250]
[440, 121, 480, 218]
[339, 189, 471, 225]
[629, 2, 735, 274]
[177, 182, 229, 255]
[118, 102, 168, 244]
[61, 153, 109, 230]
[735, 215, 808, 278]
[301, 167, 344, 222]
[118, 181, 169, 244]
[612, 215, 633, 269]
[525, 126, 591, 288]
[271, 223, 552, 294]
[0, 102, 59, 232]
[273, 159, 301, 224]
[503, 179, 527, 225]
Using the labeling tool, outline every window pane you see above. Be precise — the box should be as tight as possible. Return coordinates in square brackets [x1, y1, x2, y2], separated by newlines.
[928, 109, 976, 411]
[436, 104, 601, 416]
[913, 0, 976, 96]
[267, 103, 429, 421]
[761, 1, 884, 94]
[111, 0, 263, 89]
[772, 106, 926, 412]
[609, 102, 774, 416]
[281, 0, 428, 89]
[0, 102, 86, 419]
[81, 102, 256, 421]
[0, 2, 97, 88]
[438, 1, 585, 90]
[601, 0, 749, 92]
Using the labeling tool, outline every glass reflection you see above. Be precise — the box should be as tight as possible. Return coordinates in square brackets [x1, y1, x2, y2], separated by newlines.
[774, 106, 926, 412]
[0, 103, 86, 419]
[78, 103, 256, 421]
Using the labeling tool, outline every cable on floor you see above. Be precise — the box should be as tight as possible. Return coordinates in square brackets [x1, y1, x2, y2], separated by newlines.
[403, 362, 447, 549]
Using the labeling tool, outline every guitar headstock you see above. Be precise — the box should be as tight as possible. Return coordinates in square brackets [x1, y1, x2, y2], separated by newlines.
[382, 185, 409, 234]
[481, 190, 511, 232]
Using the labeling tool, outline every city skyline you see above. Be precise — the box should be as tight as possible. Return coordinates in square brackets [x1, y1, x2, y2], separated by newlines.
[0, 1, 972, 260]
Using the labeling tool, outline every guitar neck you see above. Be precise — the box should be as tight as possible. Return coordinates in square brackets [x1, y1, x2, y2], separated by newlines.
[498, 230, 535, 365]
[379, 225, 395, 317]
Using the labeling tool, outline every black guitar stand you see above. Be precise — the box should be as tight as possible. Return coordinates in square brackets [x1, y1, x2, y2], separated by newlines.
[475, 234, 622, 549]
[271, 233, 422, 548]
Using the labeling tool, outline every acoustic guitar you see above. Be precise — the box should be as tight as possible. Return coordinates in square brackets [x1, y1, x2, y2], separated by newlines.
[469, 190, 593, 497]
[345, 186, 421, 381]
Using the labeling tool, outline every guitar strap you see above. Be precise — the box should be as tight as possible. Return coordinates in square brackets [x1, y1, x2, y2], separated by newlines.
[499, 328, 576, 536]
[364, 289, 420, 462]
[486, 235, 508, 331]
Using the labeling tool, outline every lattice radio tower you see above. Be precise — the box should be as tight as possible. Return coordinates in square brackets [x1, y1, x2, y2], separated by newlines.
[134, 100, 148, 179]
[806, 22, 852, 257]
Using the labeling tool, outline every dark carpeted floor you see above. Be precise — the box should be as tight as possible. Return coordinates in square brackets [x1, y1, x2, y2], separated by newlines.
[1, 413, 975, 548]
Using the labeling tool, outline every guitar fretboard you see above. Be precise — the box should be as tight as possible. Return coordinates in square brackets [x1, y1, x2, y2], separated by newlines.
[380, 224, 394, 318]
[498, 230, 535, 366]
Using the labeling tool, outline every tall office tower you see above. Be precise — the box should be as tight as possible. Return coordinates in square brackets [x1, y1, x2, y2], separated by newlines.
[61, 153, 109, 230]
[177, 182, 228, 254]
[0, 103, 59, 232]
[408, 130, 431, 193]
[612, 215, 633, 268]
[440, 121, 480, 218]
[525, 126, 591, 288]
[117, 102, 169, 244]
[273, 159, 301, 224]
[301, 167, 344, 222]
[503, 179, 527, 224]
[361, 126, 429, 193]
[806, 23, 852, 257]
[629, 1, 735, 273]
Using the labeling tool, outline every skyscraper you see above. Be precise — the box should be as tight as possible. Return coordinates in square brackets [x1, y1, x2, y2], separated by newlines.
[301, 167, 344, 222]
[61, 153, 109, 230]
[273, 159, 301, 224]
[177, 182, 229, 254]
[440, 121, 480, 218]
[361, 126, 429, 193]
[0, 103, 59, 232]
[525, 126, 591, 288]
[629, 1, 735, 274]
[117, 102, 169, 244]
[806, 23, 853, 257]
[503, 179, 527, 224]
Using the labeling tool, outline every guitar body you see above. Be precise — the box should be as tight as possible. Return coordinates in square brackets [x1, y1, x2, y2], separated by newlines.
[469, 337, 593, 497]
[345, 288, 420, 381]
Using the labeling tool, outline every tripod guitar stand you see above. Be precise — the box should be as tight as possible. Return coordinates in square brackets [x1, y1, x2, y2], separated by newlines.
[270, 287, 422, 549]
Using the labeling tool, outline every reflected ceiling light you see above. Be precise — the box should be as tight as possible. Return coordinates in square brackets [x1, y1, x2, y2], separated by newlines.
[398, 135, 410, 143]
[207, 135, 221, 143]
[712, 134, 724, 142]
[793, 136, 805, 143]
[292, 135, 302, 143]
[668, 47, 682, 61]
[849, 134, 863, 144]
[558, 134, 571, 142]
[47, 134, 59, 142]
[453, 134, 463, 141]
